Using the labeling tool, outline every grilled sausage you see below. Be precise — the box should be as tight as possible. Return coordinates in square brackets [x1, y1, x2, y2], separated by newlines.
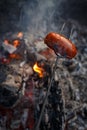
[44, 32, 77, 59]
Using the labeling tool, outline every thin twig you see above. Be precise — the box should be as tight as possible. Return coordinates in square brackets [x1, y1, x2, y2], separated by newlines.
[35, 56, 59, 130]
[35, 22, 67, 130]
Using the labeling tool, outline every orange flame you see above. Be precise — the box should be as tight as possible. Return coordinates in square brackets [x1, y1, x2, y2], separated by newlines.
[13, 40, 20, 47]
[33, 62, 44, 78]
[17, 32, 23, 39]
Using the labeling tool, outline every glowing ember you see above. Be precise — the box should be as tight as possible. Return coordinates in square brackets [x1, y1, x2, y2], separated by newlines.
[33, 62, 44, 78]
[1, 33, 24, 64]
[13, 40, 20, 47]
[1, 58, 10, 64]
[9, 54, 21, 59]
[4, 39, 9, 44]
[17, 32, 23, 39]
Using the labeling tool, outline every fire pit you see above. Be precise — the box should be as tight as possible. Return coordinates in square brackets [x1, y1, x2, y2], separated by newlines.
[0, 23, 66, 130]
[0, 14, 87, 130]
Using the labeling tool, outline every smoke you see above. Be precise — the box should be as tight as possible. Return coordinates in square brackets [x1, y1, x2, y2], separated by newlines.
[0, 0, 86, 37]
[19, 0, 65, 37]
[19, 0, 87, 39]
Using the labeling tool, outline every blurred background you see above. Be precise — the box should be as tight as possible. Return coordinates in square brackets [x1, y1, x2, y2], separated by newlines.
[0, 0, 87, 36]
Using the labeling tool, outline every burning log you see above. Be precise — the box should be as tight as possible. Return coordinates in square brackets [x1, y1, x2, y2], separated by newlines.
[0, 33, 37, 65]
[2, 41, 16, 54]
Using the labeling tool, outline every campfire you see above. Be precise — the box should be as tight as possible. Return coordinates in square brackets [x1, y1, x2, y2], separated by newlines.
[0, 21, 87, 130]
[0, 26, 66, 130]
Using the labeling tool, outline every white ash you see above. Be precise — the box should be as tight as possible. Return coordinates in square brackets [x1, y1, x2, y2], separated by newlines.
[2, 42, 17, 54]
